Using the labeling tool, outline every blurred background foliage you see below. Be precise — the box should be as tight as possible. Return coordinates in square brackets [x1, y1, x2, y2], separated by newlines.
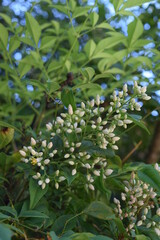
[0, 0, 160, 163]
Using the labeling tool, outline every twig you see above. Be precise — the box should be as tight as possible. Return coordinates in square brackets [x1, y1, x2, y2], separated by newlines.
[122, 140, 142, 164]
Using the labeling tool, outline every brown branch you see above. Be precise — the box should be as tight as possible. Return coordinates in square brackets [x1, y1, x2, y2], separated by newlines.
[122, 140, 143, 164]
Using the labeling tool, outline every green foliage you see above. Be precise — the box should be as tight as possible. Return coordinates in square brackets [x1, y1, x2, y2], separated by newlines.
[0, 0, 160, 239]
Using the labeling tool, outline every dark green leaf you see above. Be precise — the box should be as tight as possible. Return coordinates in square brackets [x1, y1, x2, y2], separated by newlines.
[29, 178, 48, 209]
[84, 201, 115, 220]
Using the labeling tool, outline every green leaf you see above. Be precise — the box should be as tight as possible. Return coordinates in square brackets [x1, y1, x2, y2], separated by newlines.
[121, 0, 153, 10]
[95, 35, 126, 54]
[112, 0, 124, 12]
[127, 114, 150, 134]
[19, 210, 49, 218]
[91, 236, 113, 240]
[18, 62, 31, 78]
[96, 23, 114, 31]
[61, 88, 76, 110]
[0, 14, 11, 26]
[127, 18, 143, 46]
[25, 12, 41, 46]
[138, 165, 160, 193]
[49, 231, 59, 240]
[0, 121, 22, 134]
[0, 24, 8, 50]
[29, 178, 48, 209]
[82, 67, 95, 80]
[71, 233, 93, 240]
[0, 206, 17, 218]
[47, 61, 62, 73]
[90, 12, 99, 26]
[84, 201, 115, 220]
[40, 36, 56, 50]
[72, 6, 91, 18]
[50, 5, 69, 16]
[136, 235, 150, 240]
[84, 40, 96, 59]
[0, 224, 13, 240]
[0, 128, 14, 150]
[9, 37, 20, 53]
[73, 83, 101, 91]
[0, 213, 10, 220]
[51, 215, 76, 235]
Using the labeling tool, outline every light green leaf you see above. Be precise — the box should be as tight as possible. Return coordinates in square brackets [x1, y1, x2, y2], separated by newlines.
[0, 24, 8, 50]
[121, 0, 153, 10]
[0, 121, 22, 134]
[0, 13, 11, 26]
[47, 61, 62, 73]
[72, 7, 91, 18]
[96, 23, 114, 31]
[18, 63, 31, 78]
[40, 36, 56, 50]
[84, 201, 115, 220]
[128, 18, 143, 46]
[29, 178, 48, 209]
[90, 12, 99, 26]
[82, 67, 95, 80]
[112, 0, 124, 12]
[0, 128, 14, 150]
[136, 235, 150, 240]
[50, 5, 69, 16]
[9, 37, 20, 53]
[25, 12, 41, 46]
[118, 10, 135, 16]
[84, 40, 96, 59]
[95, 36, 126, 54]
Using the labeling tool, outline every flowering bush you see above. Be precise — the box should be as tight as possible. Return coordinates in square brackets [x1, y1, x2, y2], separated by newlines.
[19, 83, 151, 192]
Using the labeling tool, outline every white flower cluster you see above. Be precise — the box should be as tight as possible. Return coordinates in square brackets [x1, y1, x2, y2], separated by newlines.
[19, 82, 151, 191]
[114, 172, 160, 237]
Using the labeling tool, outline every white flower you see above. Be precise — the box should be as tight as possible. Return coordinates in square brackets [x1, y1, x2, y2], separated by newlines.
[19, 150, 26, 157]
[88, 184, 95, 191]
[31, 149, 36, 156]
[42, 140, 47, 147]
[68, 104, 73, 115]
[59, 176, 66, 182]
[137, 220, 143, 226]
[156, 208, 160, 216]
[31, 137, 36, 146]
[72, 169, 77, 175]
[123, 84, 128, 92]
[44, 159, 50, 165]
[46, 122, 52, 131]
[91, 124, 96, 129]
[81, 102, 85, 108]
[96, 95, 100, 105]
[55, 170, 59, 176]
[76, 142, 81, 147]
[67, 129, 72, 133]
[70, 147, 74, 152]
[112, 145, 118, 150]
[42, 183, 46, 189]
[55, 182, 59, 189]
[155, 228, 160, 236]
[112, 137, 120, 142]
[105, 169, 113, 176]
[85, 163, 91, 169]
[38, 180, 43, 186]
[97, 117, 102, 123]
[53, 150, 57, 154]
[64, 154, 70, 159]
[69, 161, 74, 165]
[123, 119, 133, 124]
[93, 170, 100, 176]
[47, 142, 53, 149]
[90, 99, 95, 107]
[45, 178, 50, 184]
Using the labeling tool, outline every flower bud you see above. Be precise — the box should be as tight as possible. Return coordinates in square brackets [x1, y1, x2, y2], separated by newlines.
[72, 169, 77, 176]
[68, 104, 73, 115]
[31, 137, 36, 146]
[19, 150, 26, 157]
